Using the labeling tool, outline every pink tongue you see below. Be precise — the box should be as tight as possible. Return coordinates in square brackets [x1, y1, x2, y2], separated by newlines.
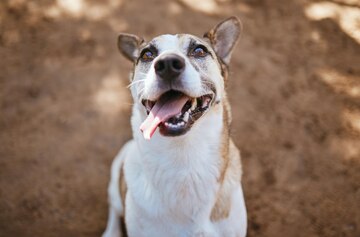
[140, 93, 189, 140]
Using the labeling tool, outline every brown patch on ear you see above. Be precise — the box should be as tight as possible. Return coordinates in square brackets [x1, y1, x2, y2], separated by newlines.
[203, 27, 216, 46]
[118, 33, 144, 62]
[204, 16, 242, 65]
[220, 60, 229, 86]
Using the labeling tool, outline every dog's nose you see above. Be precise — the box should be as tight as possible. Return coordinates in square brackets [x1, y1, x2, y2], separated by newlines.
[154, 54, 185, 80]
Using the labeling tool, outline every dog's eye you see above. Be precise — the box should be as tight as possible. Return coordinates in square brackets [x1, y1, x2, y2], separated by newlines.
[191, 45, 208, 58]
[141, 49, 155, 61]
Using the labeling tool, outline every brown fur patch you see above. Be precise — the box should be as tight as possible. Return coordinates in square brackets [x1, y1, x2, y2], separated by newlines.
[120, 216, 128, 237]
[211, 138, 242, 222]
[210, 95, 232, 222]
[210, 187, 232, 222]
[119, 164, 128, 236]
[218, 98, 231, 184]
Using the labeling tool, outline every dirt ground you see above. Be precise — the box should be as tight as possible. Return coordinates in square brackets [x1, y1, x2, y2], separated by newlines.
[0, 0, 360, 236]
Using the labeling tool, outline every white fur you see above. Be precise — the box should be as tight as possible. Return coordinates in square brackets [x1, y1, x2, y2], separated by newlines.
[103, 33, 247, 237]
[132, 35, 224, 102]
[103, 104, 247, 237]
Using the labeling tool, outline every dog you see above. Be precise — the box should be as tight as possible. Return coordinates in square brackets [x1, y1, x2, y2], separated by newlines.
[102, 16, 247, 237]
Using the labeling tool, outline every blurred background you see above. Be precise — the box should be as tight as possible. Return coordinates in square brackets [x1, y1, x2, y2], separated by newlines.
[0, 0, 359, 236]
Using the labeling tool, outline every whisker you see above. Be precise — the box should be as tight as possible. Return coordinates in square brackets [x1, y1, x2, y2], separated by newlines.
[127, 79, 146, 88]
[137, 87, 146, 99]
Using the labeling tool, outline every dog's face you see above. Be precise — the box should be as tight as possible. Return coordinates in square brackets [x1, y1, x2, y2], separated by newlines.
[118, 17, 241, 139]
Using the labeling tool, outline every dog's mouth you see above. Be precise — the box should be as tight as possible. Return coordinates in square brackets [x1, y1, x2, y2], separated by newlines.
[140, 90, 214, 139]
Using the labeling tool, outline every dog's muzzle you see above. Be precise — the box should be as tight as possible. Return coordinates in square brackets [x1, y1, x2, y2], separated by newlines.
[154, 54, 185, 81]
[140, 53, 216, 140]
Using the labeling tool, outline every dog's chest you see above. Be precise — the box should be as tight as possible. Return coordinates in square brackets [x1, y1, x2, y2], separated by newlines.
[125, 108, 224, 235]
[125, 149, 221, 236]
[127, 145, 220, 218]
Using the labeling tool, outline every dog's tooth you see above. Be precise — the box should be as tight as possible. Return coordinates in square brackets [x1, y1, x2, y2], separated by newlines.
[180, 121, 185, 126]
[145, 100, 151, 110]
[191, 98, 197, 111]
[183, 111, 189, 122]
[202, 97, 210, 108]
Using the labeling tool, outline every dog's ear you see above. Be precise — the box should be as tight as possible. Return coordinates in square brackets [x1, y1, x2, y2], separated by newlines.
[204, 16, 242, 65]
[117, 33, 144, 62]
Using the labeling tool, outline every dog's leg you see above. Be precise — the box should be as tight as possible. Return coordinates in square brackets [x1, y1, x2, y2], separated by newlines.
[103, 207, 121, 237]
[103, 141, 132, 237]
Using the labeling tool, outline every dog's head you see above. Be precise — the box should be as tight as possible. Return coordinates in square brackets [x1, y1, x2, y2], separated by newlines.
[118, 17, 241, 140]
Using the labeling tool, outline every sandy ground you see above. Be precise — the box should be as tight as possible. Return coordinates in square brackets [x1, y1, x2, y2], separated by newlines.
[1, 0, 360, 236]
